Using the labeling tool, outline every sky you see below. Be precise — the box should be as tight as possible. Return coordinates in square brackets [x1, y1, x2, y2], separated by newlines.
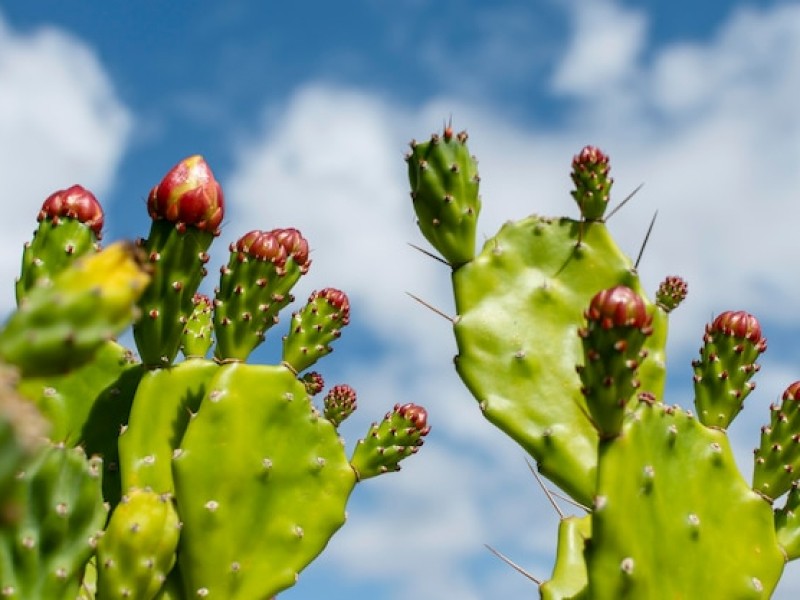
[1, 0, 800, 598]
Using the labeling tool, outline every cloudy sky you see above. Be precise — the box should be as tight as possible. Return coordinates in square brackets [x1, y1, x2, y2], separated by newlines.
[2, 0, 800, 598]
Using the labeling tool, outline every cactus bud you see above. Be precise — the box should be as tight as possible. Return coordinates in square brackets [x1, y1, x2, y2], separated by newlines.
[349, 403, 430, 480]
[693, 310, 765, 429]
[135, 156, 224, 366]
[577, 286, 653, 438]
[406, 125, 481, 267]
[301, 371, 325, 396]
[710, 310, 765, 346]
[323, 384, 357, 427]
[571, 145, 613, 221]
[585, 285, 652, 331]
[282, 288, 350, 374]
[38, 185, 104, 238]
[214, 229, 312, 361]
[655, 275, 688, 313]
[147, 155, 224, 235]
[17, 185, 105, 304]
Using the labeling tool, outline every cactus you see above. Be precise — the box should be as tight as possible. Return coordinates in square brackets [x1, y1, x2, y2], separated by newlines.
[406, 126, 800, 597]
[0, 444, 106, 600]
[15, 184, 104, 304]
[0, 153, 429, 599]
[96, 488, 181, 600]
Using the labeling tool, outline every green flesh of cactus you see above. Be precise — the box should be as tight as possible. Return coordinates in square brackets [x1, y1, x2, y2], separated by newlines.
[452, 217, 666, 505]
[96, 488, 181, 600]
[16, 219, 99, 305]
[118, 358, 218, 495]
[17, 341, 135, 447]
[539, 515, 590, 600]
[134, 221, 214, 368]
[406, 127, 800, 597]
[406, 127, 481, 267]
[586, 400, 784, 599]
[172, 363, 356, 598]
[0, 242, 149, 377]
[15, 184, 103, 305]
[3, 152, 428, 599]
[0, 444, 106, 600]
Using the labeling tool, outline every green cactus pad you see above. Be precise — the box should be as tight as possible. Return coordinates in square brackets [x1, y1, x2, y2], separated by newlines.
[118, 358, 218, 495]
[0, 444, 106, 600]
[753, 381, 800, 500]
[17, 341, 136, 446]
[693, 310, 766, 429]
[96, 488, 181, 600]
[452, 216, 667, 505]
[76, 361, 145, 509]
[213, 228, 310, 362]
[172, 363, 356, 598]
[586, 400, 784, 599]
[180, 293, 214, 359]
[0, 242, 150, 377]
[281, 288, 350, 374]
[540, 515, 590, 600]
[134, 220, 214, 368]
[775, 482, 800, 561]
[577, 286, 653, 439]
[16, 185, 103, 305]
[407, 127, 481, 267]
[0, 364, 47, 508]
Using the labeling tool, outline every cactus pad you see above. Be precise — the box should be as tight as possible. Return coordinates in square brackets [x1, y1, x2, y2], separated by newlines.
[586, 399, 784, 599]
[172, 363, 357, 598]
[451, 216, 667, 504]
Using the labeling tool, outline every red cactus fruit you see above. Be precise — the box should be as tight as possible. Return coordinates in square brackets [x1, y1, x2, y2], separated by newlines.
[395, 403, 431, 435]
[301, 371, 325, 396]
[312, 288, 351, 326]
[710, 311, 765, 349]
[585, 286, 652, 331]
[655, 275, 688, 313]
[38, 184, 104, 238]
[147, 155, 224, 235]
[323, 384, 358, 426]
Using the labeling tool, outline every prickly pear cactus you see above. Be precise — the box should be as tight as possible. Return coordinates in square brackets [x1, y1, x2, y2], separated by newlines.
[0, 153, 430, 599]
[406, 125, 800, 598]
[407, 134, 668, 505]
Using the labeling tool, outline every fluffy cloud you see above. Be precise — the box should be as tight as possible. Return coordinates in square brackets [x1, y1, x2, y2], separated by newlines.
[226, 2, 800, 598]
[0, 13, 131, 312]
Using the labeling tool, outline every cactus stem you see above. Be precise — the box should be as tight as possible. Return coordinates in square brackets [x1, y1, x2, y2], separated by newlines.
[405, 292, 455, 323]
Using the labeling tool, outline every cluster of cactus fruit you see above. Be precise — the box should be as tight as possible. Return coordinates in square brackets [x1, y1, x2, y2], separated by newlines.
[406, 125, 800, 598]
[0, 156, 429, 599]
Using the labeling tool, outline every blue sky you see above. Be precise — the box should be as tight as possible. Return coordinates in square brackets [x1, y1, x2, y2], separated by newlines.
[2, 1, 800, 598]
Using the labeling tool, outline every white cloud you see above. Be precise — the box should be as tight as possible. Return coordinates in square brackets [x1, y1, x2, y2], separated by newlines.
[551, 0, 647, 97]
[0, 13, 131, 313]
[227, 2, 800, 598]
